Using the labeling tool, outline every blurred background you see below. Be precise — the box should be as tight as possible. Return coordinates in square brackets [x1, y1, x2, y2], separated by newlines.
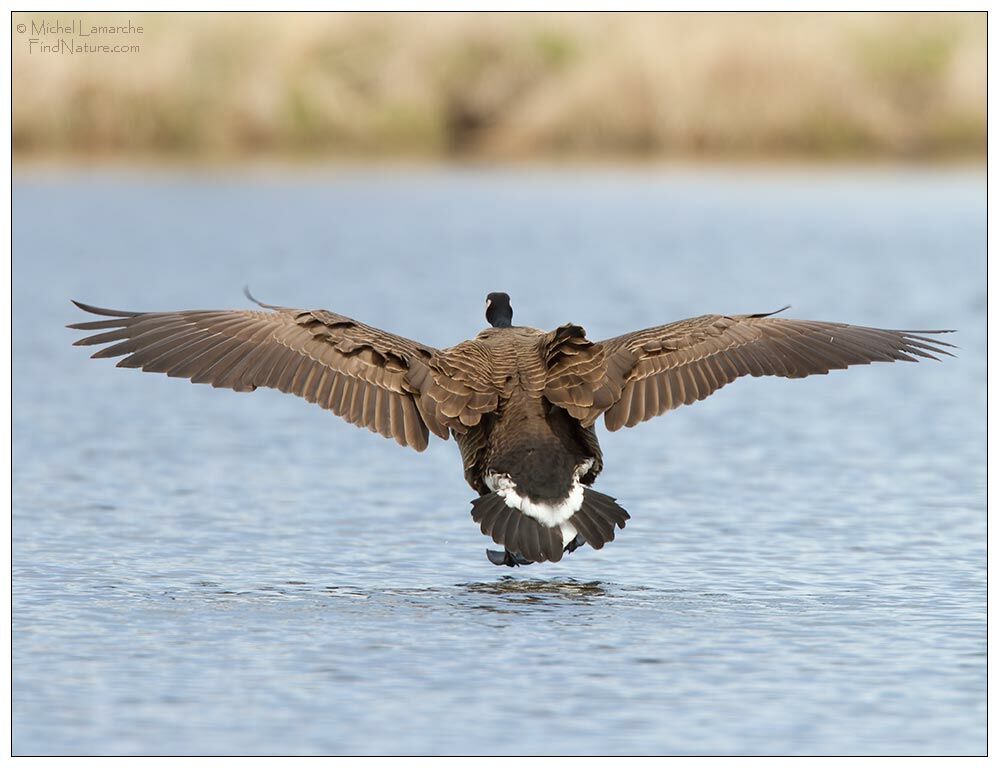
[12, 11, 985, 164]
[13, 11, 985, 758]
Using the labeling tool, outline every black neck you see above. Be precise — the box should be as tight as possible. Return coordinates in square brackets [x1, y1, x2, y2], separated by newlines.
[486, 302, 513, 328]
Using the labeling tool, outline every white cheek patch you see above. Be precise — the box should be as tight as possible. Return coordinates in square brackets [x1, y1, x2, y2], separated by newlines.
[484, 459, 594, 529]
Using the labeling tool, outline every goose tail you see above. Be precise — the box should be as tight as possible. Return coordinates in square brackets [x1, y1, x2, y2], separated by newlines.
[471, 487, 629, 566]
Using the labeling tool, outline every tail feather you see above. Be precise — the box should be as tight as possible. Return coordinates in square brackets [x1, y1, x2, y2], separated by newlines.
[521, 519, 542, 563]
[470, 493, 567, 563]
[492, 507, 514, 541]
[578, 509, 614, 548]
[569, 488, 629, 550]
[504, 507, 523, 555]
[585, 499, 617, 529]
[472, 492, 507, 539]
[545, 527, 564, 563]
[567, 506, 602, 548]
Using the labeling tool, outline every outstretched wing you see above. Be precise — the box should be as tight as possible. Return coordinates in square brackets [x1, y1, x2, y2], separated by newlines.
[595, 310, 955, 431]
[69, 299, 447, 450]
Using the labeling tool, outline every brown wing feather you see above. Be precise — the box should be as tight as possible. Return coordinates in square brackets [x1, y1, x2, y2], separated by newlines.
[597, 311, 955, 431]
[540, 323, 634, 427]
[69, 299, 445, 451]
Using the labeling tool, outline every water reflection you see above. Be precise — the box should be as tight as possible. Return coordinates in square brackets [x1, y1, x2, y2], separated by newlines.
[460, 576, 607, 598]
[173, 576, 612, 615]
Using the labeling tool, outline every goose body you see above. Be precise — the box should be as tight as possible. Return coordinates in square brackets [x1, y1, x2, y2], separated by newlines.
[70, 291, 953, 567]
[445, 323, 622, 564]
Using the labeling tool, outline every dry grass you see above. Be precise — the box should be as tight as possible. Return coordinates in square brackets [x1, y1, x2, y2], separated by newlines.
[12, 11, 986, 161]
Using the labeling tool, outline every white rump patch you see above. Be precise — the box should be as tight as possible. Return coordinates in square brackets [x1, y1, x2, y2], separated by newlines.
[558, 521, 579, 547]
[484, 458, 594, 533]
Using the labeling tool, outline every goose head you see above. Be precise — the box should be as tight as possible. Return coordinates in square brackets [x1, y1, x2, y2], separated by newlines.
[485, 292, 513, 328]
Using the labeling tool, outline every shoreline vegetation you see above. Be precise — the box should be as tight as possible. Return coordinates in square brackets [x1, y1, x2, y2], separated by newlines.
[12, 12, 985, 163]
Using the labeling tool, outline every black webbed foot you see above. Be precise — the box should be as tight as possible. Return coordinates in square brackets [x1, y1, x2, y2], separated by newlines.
[564, 534, 586, 554]
[486, 549, 533, 567]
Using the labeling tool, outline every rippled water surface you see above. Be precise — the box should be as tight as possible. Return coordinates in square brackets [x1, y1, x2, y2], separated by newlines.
[13, 168, 985, 755]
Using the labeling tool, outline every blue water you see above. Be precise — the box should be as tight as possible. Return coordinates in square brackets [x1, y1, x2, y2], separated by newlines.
[13, 167, 985, 755]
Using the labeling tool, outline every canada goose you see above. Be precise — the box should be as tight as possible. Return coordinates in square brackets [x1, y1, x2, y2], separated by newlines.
[69, 291, 953, 567]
